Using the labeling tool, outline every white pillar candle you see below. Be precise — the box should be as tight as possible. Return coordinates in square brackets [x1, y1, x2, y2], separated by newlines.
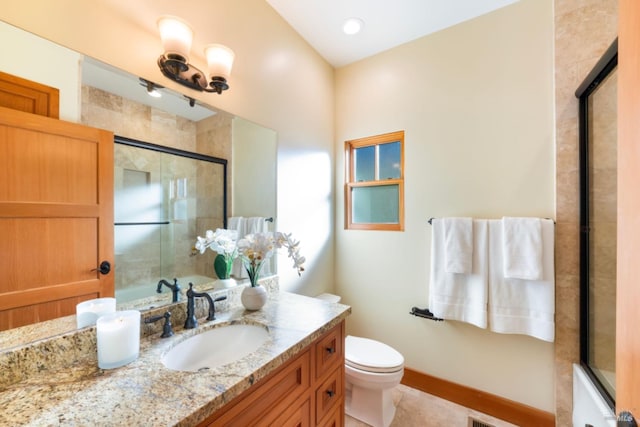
[76, 297, 116, 328]
[96, 310, 141, 369]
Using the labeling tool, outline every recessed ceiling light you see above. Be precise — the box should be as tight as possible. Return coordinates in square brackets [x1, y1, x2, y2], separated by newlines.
[342, 18, 364, 35]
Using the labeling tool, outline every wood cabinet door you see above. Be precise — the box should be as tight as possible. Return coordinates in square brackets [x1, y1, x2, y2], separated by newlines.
[0, 71, 59, 119]
[0, 106, 114, 330]
[618, 0, 640, 420]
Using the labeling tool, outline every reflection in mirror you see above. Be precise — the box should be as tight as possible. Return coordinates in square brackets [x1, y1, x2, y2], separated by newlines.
[80, 57, 278, 311]
[577, 39, 617, 409]
[0, 21, 277, 340]
[114, 136, 226, 307]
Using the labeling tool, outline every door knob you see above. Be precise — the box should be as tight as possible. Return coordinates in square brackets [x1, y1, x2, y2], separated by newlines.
[94, 261, 111, 275]
[618, 411, 638, 427]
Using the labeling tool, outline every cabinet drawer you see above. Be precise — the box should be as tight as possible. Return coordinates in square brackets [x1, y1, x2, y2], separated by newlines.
[315, 323, 344, 380]
[315, 365, 343, 425]
[205, 350, 310, 426]
[268, 397, 310, 427]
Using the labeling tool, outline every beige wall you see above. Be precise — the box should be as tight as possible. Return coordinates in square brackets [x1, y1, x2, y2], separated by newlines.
[232, 117, 278, 219]
[335, 0, 555, 411]
[0, 21, 82, 122]
[0, 0, 335, 296]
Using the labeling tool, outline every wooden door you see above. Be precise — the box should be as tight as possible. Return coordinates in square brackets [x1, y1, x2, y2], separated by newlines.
[0, 106, 113, 330]
[0, 71, 59, 119]
[617, 0, 640, 421]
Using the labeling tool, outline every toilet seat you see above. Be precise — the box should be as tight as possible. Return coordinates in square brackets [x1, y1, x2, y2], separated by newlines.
[345, 335, 404, 373]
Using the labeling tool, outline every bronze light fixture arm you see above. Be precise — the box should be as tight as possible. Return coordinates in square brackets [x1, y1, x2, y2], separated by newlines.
[157, 54, 229, 94]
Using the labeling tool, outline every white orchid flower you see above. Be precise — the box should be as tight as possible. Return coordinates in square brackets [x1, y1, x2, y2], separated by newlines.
[208, 228, 238, 256]
[195, 235, 209, 254]
[237, 231, 306, 284]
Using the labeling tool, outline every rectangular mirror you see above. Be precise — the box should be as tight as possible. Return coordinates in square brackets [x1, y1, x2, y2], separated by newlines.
[0, 20, 277, 337]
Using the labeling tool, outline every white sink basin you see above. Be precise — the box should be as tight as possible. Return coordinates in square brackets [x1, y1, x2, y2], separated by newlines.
[162, 323, 270, 372]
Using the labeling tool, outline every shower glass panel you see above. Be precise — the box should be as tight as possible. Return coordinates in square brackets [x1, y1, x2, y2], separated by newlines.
[588, 64, 617, 398]
[114, 136, 227, 304]
[586, 65, 617, 400]
[577, 39, 617, 409]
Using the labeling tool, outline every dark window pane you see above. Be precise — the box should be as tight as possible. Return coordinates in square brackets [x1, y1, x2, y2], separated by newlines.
[379, 141, 401, 179]
[354, 145, 375, 182]
[352, 185, 399, 223]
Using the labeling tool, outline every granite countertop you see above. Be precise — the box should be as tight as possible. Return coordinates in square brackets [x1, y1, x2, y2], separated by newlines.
[0, 291, 351, 426]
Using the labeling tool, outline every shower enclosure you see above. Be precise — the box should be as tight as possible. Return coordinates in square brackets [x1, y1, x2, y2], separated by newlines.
[113, 135, 227, 303]
[577, 39, 617, 409]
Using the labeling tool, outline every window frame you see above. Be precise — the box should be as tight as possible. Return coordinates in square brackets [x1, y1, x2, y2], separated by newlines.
[344, 130, 405, 231]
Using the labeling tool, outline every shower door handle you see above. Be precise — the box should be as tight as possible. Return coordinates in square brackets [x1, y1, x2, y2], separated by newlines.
[618, 411, 638, 427]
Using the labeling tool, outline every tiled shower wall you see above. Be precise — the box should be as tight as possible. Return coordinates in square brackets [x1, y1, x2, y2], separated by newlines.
[554, 1, 617, 424]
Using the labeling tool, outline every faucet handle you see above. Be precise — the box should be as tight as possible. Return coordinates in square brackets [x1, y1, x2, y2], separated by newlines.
[144, 311, 174, 338]
[206, 295, 228, 321]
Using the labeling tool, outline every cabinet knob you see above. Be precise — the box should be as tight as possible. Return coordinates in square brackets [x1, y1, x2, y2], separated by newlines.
[325, 346, 335, 354]
[326, 389, 335, 398]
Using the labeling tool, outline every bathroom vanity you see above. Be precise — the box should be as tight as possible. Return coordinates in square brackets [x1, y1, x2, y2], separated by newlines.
[0, 288, 350, 426]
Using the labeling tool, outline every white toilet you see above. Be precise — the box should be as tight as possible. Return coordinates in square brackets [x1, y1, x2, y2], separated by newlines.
[315, 294, 405, 427]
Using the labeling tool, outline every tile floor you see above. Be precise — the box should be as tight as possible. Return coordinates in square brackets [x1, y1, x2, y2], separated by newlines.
[345, 384, 519, 427]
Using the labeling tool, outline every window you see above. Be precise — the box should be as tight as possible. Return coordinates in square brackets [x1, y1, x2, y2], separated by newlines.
[345, 131, 404, 231]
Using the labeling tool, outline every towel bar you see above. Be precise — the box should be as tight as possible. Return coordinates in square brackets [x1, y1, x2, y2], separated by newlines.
[410, 307, 444, 321]
[427, 217, 555, 225]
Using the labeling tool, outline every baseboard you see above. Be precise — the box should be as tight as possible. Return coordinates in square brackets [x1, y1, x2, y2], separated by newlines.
[401, 367, 555, 427]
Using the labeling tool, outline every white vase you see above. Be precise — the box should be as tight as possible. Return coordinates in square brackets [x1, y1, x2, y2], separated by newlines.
[241, 285, 268, 310]
[213, 278, 237, 290]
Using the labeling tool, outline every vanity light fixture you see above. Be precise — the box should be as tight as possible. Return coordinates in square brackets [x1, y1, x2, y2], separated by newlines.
[157, 15, 235, 95]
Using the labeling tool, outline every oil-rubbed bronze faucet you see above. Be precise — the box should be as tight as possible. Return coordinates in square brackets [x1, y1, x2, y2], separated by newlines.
[156, 278, 181, 303]
[184, 283, 227, 329]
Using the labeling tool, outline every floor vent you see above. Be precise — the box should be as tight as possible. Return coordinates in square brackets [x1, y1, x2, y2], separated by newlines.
[468, 417, 496, 427]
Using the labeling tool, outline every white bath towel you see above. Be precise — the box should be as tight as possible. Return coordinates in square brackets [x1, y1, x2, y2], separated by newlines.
[230, 217, 272, 279]
[444, 217, 473, 274]
[488, 219, 555, 342]
[502, 217, 543, 280]
[229, 217, 248, 279]
[429, 219, 489, 329]
[247, 217, 272, 276]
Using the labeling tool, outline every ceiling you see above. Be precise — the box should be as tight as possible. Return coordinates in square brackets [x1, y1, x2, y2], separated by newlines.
[265, 0, 520, 67]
